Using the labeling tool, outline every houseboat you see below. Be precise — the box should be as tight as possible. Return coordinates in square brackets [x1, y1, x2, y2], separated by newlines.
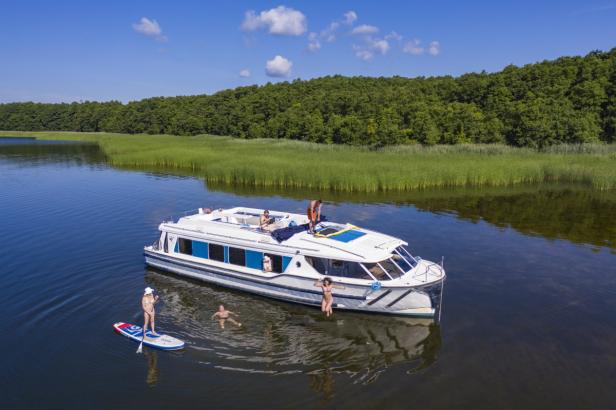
[144, 207, 446, 317]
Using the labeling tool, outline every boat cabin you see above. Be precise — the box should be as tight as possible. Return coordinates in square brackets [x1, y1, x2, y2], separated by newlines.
[157, 207, 424, 284]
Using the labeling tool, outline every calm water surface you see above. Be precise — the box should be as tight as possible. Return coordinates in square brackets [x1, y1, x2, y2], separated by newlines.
[1, 139, 615, 409]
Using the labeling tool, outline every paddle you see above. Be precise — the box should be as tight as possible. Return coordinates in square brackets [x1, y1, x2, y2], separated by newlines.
[136, 329, 144, 353]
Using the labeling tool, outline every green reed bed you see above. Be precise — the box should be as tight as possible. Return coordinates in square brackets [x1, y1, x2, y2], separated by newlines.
[2, 131, 615, 191]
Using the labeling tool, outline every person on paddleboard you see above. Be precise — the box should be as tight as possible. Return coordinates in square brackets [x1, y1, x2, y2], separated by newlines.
[211, 304, 242, 329]
[142, 287, 159, 336]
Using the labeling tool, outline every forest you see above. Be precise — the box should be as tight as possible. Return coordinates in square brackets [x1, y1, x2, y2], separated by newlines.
[1, 48, 615, 147]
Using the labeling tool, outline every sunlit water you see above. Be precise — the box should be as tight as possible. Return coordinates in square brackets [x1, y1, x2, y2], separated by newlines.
[1, 138, 615, 409]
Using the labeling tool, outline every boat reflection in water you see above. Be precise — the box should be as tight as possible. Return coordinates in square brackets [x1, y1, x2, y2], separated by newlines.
[145, 268, 442, 385]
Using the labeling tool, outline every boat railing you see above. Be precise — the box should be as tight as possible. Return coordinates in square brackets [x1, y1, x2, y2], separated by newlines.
[162, 208, 203, 223]
[412, 259, 445, 283]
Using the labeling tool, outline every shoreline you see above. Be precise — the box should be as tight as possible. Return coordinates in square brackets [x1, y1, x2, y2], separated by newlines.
[1, 131, 614, 191]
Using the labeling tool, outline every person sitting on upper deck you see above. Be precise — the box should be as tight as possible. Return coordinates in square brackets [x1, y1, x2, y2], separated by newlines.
[260, 210, 275, 232]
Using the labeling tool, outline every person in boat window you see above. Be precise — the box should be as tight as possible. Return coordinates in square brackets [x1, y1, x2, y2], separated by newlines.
[142, 287, 159, 336]
[211, 304, 242, 329]
[307, 199, 322, 234]
[314, 277, 344, 317]
[260, 210, 275, 232]
[262, 255, 272, 272]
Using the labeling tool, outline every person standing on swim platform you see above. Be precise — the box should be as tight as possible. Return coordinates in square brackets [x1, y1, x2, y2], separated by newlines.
[307, 199, 322, 233]
[314, 277, 344, 317]
[142, 287, 159, 336]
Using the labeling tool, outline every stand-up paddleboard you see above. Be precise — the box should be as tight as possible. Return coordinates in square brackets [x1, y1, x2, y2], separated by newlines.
[113, 322, 185, 350]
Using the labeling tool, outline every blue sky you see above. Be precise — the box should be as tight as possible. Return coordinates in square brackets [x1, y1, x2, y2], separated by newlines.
[1, 1, 615, 103]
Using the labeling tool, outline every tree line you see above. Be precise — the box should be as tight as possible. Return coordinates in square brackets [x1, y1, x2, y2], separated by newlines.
[1, 48, 615, 147]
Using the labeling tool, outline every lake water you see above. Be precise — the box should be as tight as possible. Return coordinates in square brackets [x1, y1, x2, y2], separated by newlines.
[1, 138, 615, 409]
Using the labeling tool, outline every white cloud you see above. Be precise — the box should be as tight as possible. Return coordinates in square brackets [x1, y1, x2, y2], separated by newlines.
[241, 6, 307, 36]
[132, 17, 167, 41]
[351, 24, 379, 35]
[403, 39, 424, 55]
[308, 39, 321, 52]
[370, 38, 390, 54]
[355, 49, 374, 61]
[308, 32, 321, 51]
[428, 41, 440, 56]
[353, 37, 389, 61]
[265, 55, 293, 77]
[343, 11, 357, 25]
[305, 11, 350, 52]
[385, 31, 403, 41]
[239, 69, 251, 78]
[322, 22, 339, 42]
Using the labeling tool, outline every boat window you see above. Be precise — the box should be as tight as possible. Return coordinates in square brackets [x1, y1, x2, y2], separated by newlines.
[282, 256, 291, 271]
[392, 251, 413, 272]
[265, 253, 283, 273]
[192, 241, 209, 259]
[363, 263, 387, 280]
[245, 250, 263, 269]
[332, 260, 373, 280]
[304, 256, 328, 274]
[209, 243, 225, 262]
[304, 257, 372, 280]
[395, 246, 417, 265]
[379, 259, 404, 279]
[178, 238, 192, 255]
[228, 247, 245, 266]
[163, 233, 168, 253]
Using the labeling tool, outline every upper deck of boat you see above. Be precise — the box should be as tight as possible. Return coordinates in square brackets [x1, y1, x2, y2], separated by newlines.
[161, 207, 406, 262]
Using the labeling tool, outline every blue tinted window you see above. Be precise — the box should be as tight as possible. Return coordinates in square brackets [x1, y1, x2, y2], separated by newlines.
[245, 250, 263, 269]
[282, 256, 292, 272]
[192, 241, 209, 259]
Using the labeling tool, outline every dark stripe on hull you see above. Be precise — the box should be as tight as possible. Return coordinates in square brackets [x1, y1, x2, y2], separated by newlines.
[387, 289, 414, 308]
[367, 290, 392, 306]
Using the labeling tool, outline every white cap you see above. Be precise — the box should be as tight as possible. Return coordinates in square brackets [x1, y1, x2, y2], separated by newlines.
[144, 287, 154, 294]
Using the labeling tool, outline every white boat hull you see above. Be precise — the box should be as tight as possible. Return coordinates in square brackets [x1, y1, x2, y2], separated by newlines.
[144, 248, 440, 317]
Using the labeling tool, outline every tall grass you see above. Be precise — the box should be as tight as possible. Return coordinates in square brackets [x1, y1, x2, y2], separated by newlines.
[2, 131, 615, 191]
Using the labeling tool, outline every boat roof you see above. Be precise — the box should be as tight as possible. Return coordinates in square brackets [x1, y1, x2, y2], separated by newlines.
[160, 207, 407, 263]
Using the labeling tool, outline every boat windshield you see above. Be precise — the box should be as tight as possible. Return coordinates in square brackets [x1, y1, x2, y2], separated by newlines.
[393, 246, 417, 271]
[363, 258, 406, 280]
[305, 251, 417, 282]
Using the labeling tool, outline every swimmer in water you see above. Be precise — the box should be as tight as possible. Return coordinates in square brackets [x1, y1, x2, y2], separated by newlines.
[211, 304, 242, 329]
[142, 287, 159, 336]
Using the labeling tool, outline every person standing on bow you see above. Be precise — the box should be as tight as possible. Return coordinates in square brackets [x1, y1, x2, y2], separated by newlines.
[306, 199, 322, 234]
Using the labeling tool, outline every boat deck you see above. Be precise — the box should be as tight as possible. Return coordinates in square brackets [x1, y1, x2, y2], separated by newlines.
[162, 207, 406, 263]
